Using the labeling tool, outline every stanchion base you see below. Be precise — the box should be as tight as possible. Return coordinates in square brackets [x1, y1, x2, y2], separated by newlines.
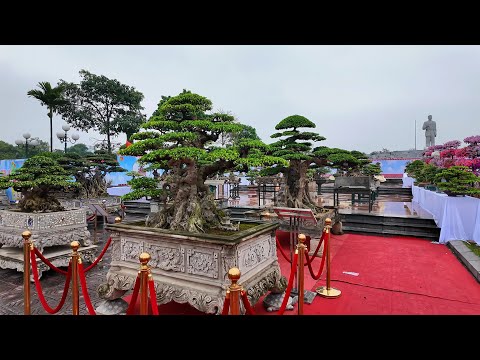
[316, 286, 341, 298]
[290, 289, 317, 304]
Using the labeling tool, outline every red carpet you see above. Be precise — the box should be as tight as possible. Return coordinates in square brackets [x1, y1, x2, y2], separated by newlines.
[124, 233, 480, 315]
[254, 233, 480, 315]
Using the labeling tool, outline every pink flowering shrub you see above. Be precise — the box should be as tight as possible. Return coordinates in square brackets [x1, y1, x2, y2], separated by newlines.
[464, 135, 480, 145]
[440, 149, 456, 159]
[455, 158, 473, 167]
[443, 140, 461, 149]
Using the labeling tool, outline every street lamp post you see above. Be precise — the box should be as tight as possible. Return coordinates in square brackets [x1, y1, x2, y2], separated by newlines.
[56, 124, 80, 153]
[15, 133, 39, 158]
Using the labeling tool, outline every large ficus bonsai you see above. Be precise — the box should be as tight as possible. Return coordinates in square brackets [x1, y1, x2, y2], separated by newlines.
[265, 115, 327, 209]
[0, 155, 79, 212]
[121, 90, 286, 233]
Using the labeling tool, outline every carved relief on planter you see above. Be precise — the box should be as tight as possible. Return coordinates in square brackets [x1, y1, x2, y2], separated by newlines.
[145, 243, 184, 272]
[120, 239, 143, 263]
[237, 234, 272, 274]
[186, 249, 218, 279]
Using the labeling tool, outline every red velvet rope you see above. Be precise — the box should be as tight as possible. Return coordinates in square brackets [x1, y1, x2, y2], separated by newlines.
[240, 290, 256, 315]
[30, 251, 71, 314]
[84, 237, 112, 272]
[33, 247, 68, 275]
[306, 231, 326, 264]
[148, 278, 159, 315]
[275, 237, 293, 263]
[87, 214, 96, 221]
[278, 252, 299, 315]
[78, 263, 96, 315]
[221, 293, 231, 315]
[304, 234, 328, 280]
[126, 275, 141, 315]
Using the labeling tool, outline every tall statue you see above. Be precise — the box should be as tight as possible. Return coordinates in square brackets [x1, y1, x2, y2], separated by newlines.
[422, 114, 437, 148]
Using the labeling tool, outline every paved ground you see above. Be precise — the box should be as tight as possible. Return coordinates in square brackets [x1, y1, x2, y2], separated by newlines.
[0, 225, 112, 315]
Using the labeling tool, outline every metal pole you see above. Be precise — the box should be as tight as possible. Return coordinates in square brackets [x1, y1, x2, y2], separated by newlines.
[415, 119, 417, 150]
[316, 218, 341, 298]
[25, 141, 29, 158]
[297, 234, 307, 315]
[64, 133, 67, 153]
[22, 230, 32, 315]
[71, 241, 80, 315]
[139, 252, 151, 315]
[227, 268, 241, 315]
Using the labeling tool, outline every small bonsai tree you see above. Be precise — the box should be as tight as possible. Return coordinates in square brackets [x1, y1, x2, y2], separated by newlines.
[265, 115, 327, 209]
[416, 163, 439, 184]
[361, 162, 382, 177]
[121, 90, 286, 232]
[405, 160, 425, 179]
[433, 166, 480, 196]
[0, 155, 79, 212]
[314, 147, 370, 176]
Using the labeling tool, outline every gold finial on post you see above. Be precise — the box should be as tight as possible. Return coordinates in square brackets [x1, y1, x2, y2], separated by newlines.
[115, 216, 122, 223]
[22, 230, 33, 315]
[316, 218, 341, 299]
[139, 252, 151, 315]
[71, 241, 80, 315]
[227, 267, 242, 315]
[296, 234, 307, 315]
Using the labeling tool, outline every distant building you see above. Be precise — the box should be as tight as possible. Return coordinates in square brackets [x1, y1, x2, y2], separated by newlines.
[368, 149, 424, 179]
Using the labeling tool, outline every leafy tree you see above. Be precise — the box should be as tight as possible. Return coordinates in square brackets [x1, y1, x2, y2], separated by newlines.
[57, 70, 146, 154]
[405, 160, 425, 179]
[66, 143, 93, 157]
[121, 90, 286, 233]
[27, 82, 67, 152]
[264, 115, 327, 209]
[0, 140, 20, 160]
[0, 155, 79, 212]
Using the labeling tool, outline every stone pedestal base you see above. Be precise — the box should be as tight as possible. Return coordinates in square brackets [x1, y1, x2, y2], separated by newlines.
[0, 244, 97, 280]
[95, 298, 129, 315]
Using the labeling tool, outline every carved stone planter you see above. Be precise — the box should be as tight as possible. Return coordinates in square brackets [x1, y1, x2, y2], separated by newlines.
[0, 208, 91, 252]
[99, 221, 281, 314]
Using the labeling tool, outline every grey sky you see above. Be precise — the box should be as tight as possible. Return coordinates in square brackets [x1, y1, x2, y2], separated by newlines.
[0, 45, 479, 154]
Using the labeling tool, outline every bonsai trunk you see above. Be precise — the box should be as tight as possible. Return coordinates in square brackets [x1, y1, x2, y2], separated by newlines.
[20, 187, 65, 212]
[146, 162, 226, 233]
[283, 160, 318, 209]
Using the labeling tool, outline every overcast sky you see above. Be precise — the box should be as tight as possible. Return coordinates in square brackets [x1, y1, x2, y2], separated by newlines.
[0, 45, 479, 154]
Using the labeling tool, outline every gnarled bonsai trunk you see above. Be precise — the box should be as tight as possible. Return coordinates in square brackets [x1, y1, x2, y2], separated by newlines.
[145, 161, 226, 232]
[20, 187, 65, 213]
[282, 160, 318, 209]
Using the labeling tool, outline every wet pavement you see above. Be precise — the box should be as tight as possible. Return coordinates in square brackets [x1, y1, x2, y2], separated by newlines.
[0, 224, 112, 315]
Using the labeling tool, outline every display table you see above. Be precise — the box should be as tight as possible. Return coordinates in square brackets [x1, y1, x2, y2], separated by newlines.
[402, 174, 415, 188]
[412, 185, 480, 244]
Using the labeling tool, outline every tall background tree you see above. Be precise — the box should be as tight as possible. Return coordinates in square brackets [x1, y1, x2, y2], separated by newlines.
[122, 90, 286, 232]
[27, 82, 67, 152]
[57, 70, 146, 154]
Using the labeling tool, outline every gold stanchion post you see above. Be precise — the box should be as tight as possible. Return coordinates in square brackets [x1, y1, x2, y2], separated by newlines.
[22, 230, 32, 315]
[139, 252, 151, 315]
[227, 267, 242, 315]
[316, 218, 341, 298]
[115, 216, 122, 224]
[71, 241, 80, 315]
[297, 233, 307, 314]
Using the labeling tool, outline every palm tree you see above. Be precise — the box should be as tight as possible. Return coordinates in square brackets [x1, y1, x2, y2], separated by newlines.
[27, 82, 66, 152]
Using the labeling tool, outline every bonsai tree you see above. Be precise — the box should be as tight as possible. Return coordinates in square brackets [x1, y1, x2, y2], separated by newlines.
[263, 115, 327, 209]
[314, 147, 370, 176]
[121, 90, 285, 232]
[433, 166, 480, 196]
[405, 160, 425, 179]
[416, 163, 440, 184]
[40, 150, 125, 198]
[361, 162, 382, 177]
[0, 155, 79, 212]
